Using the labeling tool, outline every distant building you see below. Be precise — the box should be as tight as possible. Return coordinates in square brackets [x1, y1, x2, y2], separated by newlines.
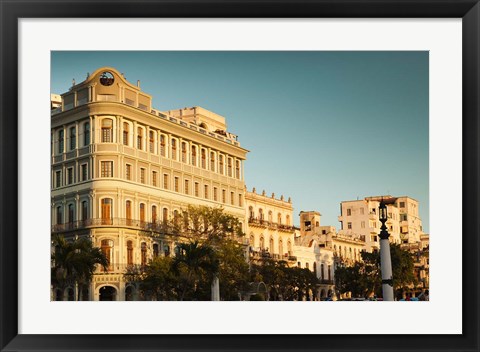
[338, 195, 424, 252]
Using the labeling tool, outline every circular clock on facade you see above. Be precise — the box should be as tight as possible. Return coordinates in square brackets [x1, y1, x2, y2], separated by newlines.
[99, 71, 114, 86]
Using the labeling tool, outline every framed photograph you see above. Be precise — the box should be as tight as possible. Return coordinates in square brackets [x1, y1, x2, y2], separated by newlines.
[1, 1, 478, 351]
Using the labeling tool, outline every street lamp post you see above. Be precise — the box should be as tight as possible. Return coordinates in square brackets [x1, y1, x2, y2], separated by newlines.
[379, 200, 394, 301]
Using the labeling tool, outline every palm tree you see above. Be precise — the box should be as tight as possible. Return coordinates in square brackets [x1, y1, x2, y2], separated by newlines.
[51, 234, 108, 300]
[173, 241, 219, 301]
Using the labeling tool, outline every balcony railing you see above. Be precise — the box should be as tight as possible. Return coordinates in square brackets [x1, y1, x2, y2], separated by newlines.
[249, 249, 296, 262]
[248, 218, 297, 232]
[52, 218, 170, 234]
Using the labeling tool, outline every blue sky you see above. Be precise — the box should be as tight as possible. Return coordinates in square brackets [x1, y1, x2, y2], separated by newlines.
[51, 51, 429, 232]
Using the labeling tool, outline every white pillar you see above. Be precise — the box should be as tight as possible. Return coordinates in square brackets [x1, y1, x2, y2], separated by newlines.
[211, 275, 220, 301]
[380, 237, 394, 301]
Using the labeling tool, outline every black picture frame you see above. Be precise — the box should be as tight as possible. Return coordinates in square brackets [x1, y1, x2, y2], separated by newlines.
[1, 1, 478, 351]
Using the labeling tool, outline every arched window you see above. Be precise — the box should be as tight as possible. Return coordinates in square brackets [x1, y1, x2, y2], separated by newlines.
[162, 207, 168, 223]
[149, 131, 155, 153]
[181, 142, 187, 163]
[123, 122, 129, 146]
[269, 237, 274, 253]
[249, 206, 254, 220]
[191, 146, 197, 166]
[210, 152, 215, 171]
[286, 215, 290, 226]
[287, 240, 292, 254]
[68, 204, 74, 224]
[259, 208, 264, 221]
[160, 135, 166, 156]
[201, 149, 206, 169]
[260, 237, 265, 250]
[81, 201, 88, 221]
[328, 265, 332, 281]
[137, 127, 143, 150]
[173, 210, 179, 226]
[127, 240, 133, 265]
[101, 198, 112, 224]
[101, 119, 113, 143]
[152, 205, 157, 223]
[249, 235, 254, 246]
[313, 262, 317, 276]
[321, 264, 325, 279]
[316, 221, 320, 227]
[141, 242, 147, 266]
[268, 211, 273, 223]
[153, 243, 159, 258]
[279, 239, 283, 256]
[278, 213, 282, 225]
[171, 139, 177, 160]
[101, 239, 113, 268]
[306, 262, 309, 270]
[139, 203, 145, 222]
[218, 155, 224, 175]
[125, 200, 132, 225]
[339, 246, 342, 258]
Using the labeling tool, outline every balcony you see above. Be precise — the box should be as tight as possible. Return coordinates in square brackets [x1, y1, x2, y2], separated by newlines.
[248, 218, 297, 232]
[319, 279, 334, 285]
[249, 249, 296, 262]
[51, 218, 170, 235]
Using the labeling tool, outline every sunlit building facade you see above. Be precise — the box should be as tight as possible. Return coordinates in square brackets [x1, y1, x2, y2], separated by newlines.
[51, 67, 247, 300]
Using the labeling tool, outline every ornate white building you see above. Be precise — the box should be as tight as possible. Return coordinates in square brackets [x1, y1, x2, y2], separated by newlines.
[51, 67, 248, 300]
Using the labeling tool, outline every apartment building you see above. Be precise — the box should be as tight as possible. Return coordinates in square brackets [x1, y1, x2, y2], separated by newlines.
[338, 195, 424, 252]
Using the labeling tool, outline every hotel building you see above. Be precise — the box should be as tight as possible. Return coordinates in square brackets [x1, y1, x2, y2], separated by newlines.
[51, 67, 247, 300]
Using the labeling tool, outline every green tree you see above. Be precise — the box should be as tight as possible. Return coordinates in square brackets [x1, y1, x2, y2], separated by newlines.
[334, 244, 417, 299]
[216, 239, 250, 300]
[174, 241, 219, 301]
[136, 256, 179, 301]
[51, 234, 108, 300]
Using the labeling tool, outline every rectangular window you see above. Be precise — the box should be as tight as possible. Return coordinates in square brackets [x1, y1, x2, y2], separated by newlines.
[204, 185, 209, 199]
[123, 122, 129, 146]
[55, 171, 62, 188]
[125, 164, 131, 180]
[58, 130, 64, 153]
[238, 194, 243, 207]
[152, 171, 157, 187]
[84, 122, 90, 146]
[184, 180, 189, 194]
[171, 139, 177, 160]
[230, 192, 234, 206]
[174, 177, 179, 192]
[222, 189, 226, 203]
[400, 202, 405, 208]
[210, 152, 215, 171]
[213, 187, 218, 201]
[235, 160, 240, 179]
[163, 174, 169, 189]
[219, 155, 224, 175]
[227, 158, 232, 177]
[140, 168, 146, 184]
[81, 164, 88, 181]
[194, 182, 199, 197]
[181, 143, 187, 163]
[347, 222, 352, 229]
[67, 167, 74, 184]
[361, 221, 365, 229]
[69, 127, 76, 150]
[101, 120, 113, 143]
[360, 207, 364, 215]
[191, 146, 197, 166]
[160, 135, 166, 156]
[101, 161, 113, 177]
[137, 128, 143, 149]
[347, 209, 351, 216]
[149, 131, 154, 153]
